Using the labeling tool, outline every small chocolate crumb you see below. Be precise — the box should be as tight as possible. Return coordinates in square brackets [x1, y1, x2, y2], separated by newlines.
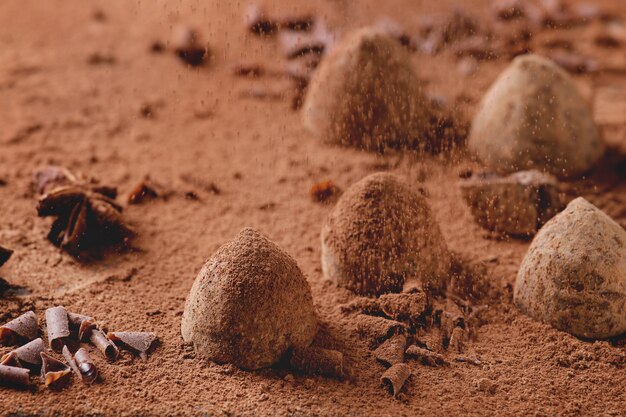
[128, 179, 159, 204]
[380, 363, 411, 397]
[309, 180, 341, 203]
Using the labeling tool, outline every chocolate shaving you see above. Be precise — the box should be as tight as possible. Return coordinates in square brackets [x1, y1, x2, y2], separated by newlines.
[128, 180, 159, 204]
[454, 355, 482, 366]
[405, 345, 446, 366]
[40, 352, 71, 390]
[89, 329, 119, 362]
[448, 327, 466, 353]
[0, 245, 13, 267]
[45, 306, 70, 352]
[0, 311, 39, 345]
[0, 352, 22, 367]
[107, 331, 157, 360]
[63, 346, 97, 384]
[374, 334, 407, 367]
[0, 364, 30, 389]
[356, 315, 405, 347]
[380, 363, 411, 397]
[2, 337, 44, 369]
[67, 311, 96, 341]
[289, 346, 344, 379]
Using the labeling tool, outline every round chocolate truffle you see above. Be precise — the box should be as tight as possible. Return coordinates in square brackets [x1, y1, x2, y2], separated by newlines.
[515, 197, 626, 339]
[181, 228, 318, 370]
[321, 173, 451, 295]
[468, 54, 604, 179]
[302, 27, 433, 151]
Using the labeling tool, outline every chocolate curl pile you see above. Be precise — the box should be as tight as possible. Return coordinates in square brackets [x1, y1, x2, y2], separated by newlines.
[0, 311, 39, 346]
[63, 346, 97, 384]
[0, 364, 30, 389]
[380, 363, 411, 398]
[289, 346, 344, 379]
[40, 352, 71, 390]
[374, 334, 407, 367]
[405, 345, 446, 367]
[88, 329, 119, 362]
[0, 245, 13, 267]
[108, 331, 157, 360]
[67, 312, 96, 341]
[45, 306, 71, 352]
[1, 338, 44, 369]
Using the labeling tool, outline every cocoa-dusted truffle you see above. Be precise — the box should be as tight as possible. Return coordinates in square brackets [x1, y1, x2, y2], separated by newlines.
[515, 197, 626, 338]
[302, 27, 433, 151]
[181, 228, 318, 370]
[321, 173, 451, 295]
[468, 54, 604, 179]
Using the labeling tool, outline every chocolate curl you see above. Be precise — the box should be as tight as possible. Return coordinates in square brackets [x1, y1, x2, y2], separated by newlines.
[0, 352, 22, 367]
[0, 245, 13, 267]
[380, 363, 411, 398]
[45, 306, 70, 352]
[1, 338, 44, 369]
[0, 311, 39, 345]
[289, 346, 344, 379]
[89, 329, 119, 362]
[374, 334, 407, 367]
[405, 345, 446, 367]
[0, 364, 30, 389]
[378, 292, 429, 323]
[448, 327, 466, 353]
[67, 312, 96, 341]
[63, 346, 97, 384]
[355, 315, 405, 347]
[107, 331, 157, 360]
[40, 352, 71, 390]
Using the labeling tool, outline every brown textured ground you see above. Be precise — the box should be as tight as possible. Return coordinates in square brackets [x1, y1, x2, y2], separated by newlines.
[1, 0, 626, 416]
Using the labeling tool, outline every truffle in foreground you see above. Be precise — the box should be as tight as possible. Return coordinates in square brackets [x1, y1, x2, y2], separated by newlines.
[181, 228, 318, 370]
[321, 173, 451, 295]
[468, 54, 604, 179]
[515, 197, 626, 338]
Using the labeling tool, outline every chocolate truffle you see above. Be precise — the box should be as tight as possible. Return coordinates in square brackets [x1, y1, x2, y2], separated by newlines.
[515, 197, 626, 338]
[181, 228, 318, 370]
[321, 173, 451, 295]
[302, 27, 433, 151]
[468, 54, 604, 179]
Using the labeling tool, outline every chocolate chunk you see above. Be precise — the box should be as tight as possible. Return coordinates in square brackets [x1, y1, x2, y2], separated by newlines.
[89, 329, 119, 362]
[67, 312, 96, 341]
[128, 180, 159, 204]
[289, 346, 344, 378]
[108, 331, 157, 360]
[0, 364, 30, 389]
[374, 334, 407, 367]
[63, 346, 97, 384]
[2, 338, 44, 369]
[0, 311, 39, 345]
[460, 170, 564, 236]
[380, 363, 411, 397]
[40, 352, 71, 390]
[0, 245, 13, 267]
[309, 180, 341, 203]
[45, 306, 70, 352]
[356, 315, 405, 347]
[405, 345, 446, 366]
